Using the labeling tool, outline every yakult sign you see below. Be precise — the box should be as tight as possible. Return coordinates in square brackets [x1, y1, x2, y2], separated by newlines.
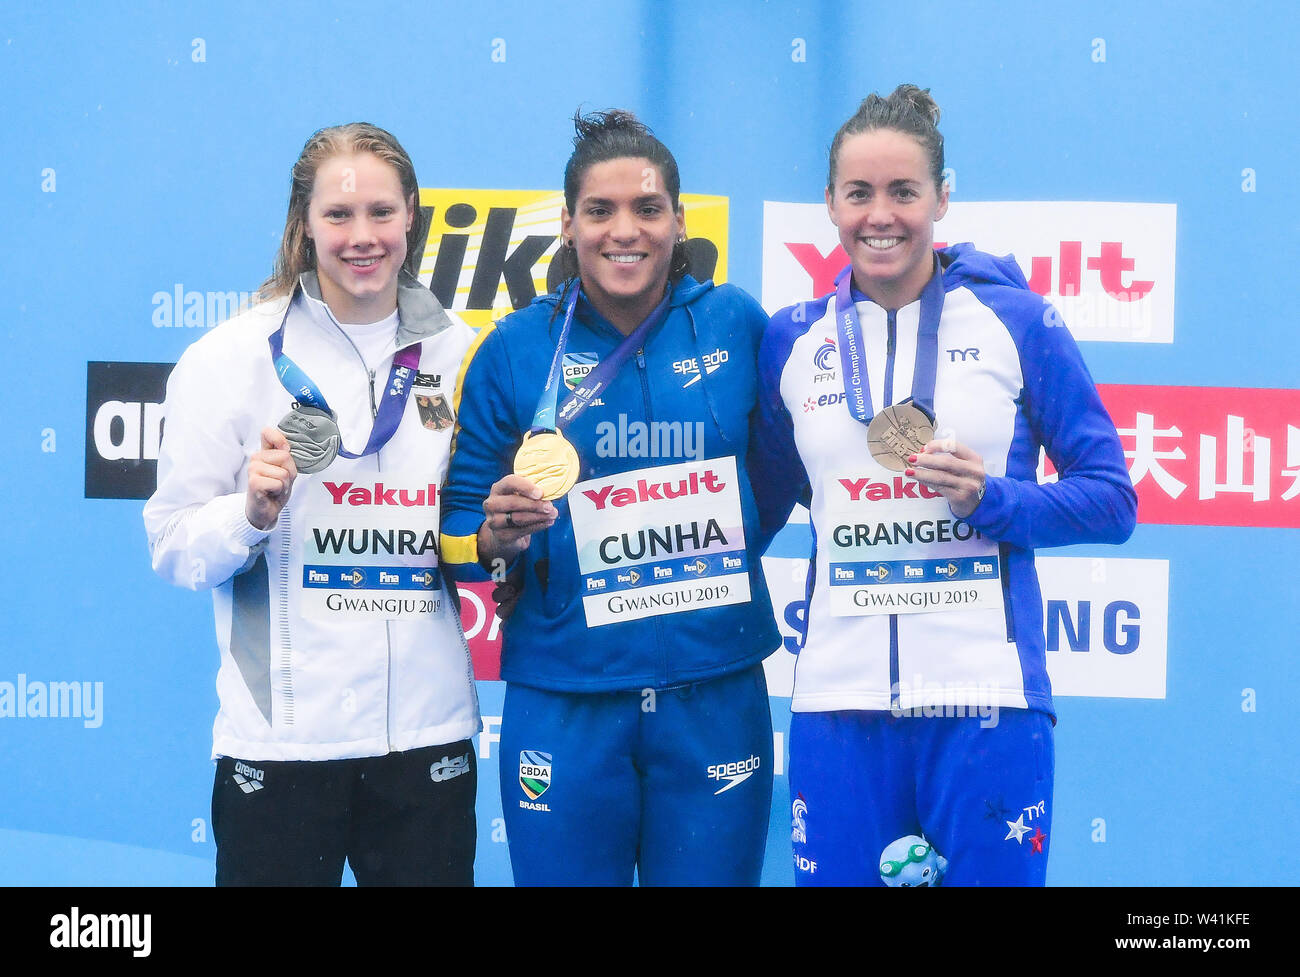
[762, 200, 1177, 344]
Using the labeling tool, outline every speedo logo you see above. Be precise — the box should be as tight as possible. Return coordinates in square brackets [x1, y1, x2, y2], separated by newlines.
[838, 476, 942, 501]
[323, 481, 438, 506]
[707, 754, 761, 794]
[672, 347, 729, 387]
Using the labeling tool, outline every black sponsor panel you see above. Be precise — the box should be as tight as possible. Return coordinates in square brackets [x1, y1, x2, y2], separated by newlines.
[84, 361, 175, 500]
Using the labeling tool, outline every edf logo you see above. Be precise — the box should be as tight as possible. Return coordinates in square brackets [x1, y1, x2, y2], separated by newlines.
[1045, 599, 1140, 654]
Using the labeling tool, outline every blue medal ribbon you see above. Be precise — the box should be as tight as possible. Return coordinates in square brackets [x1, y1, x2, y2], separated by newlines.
[268, 312, 421, 461]
[834, 253, 947, 421]
[530, 280, 672, 434]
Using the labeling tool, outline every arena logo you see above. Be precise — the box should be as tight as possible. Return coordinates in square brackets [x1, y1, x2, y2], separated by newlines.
[761, 200, 1177, 343]
[415, 189, 731, 329]
[85, 361, 175, 500]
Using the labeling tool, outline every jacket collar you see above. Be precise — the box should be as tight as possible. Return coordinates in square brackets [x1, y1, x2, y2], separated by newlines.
[296, 268, 454, 345]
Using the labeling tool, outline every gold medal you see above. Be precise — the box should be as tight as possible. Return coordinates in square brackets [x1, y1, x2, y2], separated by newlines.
[867, 403, 935, 472]
[513, 431, 580, 500]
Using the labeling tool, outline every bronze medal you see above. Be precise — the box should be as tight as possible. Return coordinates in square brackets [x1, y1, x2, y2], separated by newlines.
[513, 431, 580, 500]
[867, 403, 935, 472]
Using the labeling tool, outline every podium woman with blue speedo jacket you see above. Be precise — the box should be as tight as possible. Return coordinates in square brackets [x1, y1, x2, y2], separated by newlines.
[441, 110, 780, 885]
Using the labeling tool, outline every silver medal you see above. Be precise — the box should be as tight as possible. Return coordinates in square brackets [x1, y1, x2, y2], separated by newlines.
[278, 404, 341, 474]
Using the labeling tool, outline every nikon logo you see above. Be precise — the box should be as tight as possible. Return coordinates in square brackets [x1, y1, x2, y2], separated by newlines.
[415, 191, 724, 328]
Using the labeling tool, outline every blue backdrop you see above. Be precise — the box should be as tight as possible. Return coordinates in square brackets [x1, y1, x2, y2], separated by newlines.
[2, 0, 1296, 885]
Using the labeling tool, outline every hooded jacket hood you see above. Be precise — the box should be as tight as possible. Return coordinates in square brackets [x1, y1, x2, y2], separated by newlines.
[939, 241, 1030, 291]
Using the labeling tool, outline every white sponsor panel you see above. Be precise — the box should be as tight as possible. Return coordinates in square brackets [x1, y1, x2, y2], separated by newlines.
[823, 485, 1001, 617]
[762, 200, 1176, 344]
[299, 509, 443, 622]
[759, 554, 1168, 699]
[569, 457, 750, 626]
[1039, 556, 1168, 699]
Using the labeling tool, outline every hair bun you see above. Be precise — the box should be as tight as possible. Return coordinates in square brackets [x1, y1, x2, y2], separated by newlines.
[572, 109, 653, 147]
[894, 84, 941, 126]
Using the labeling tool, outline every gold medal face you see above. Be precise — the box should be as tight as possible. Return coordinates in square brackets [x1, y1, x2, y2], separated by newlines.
[513, 431, 580, 500]
[867, 404, 935, 472]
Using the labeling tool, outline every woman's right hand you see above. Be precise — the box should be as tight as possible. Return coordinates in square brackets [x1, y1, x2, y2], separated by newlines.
[246, 426, 298, 530]
[477, 474, 557, 566]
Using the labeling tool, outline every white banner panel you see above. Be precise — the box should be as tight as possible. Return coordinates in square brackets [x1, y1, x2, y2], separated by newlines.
[762, 200, 1177, 343]
[761, 555, 1168, 699]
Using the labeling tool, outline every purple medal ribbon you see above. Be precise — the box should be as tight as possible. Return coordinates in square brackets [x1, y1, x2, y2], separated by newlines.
[833, 254, 946, 421]
[268, 320, 421, 460]
[530, 280, 671, 433]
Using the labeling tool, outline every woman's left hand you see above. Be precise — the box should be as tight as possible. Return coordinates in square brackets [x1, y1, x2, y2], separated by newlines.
[905, 439, 987, 519]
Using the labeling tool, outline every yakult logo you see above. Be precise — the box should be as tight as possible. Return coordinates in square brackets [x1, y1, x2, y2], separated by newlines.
[839, 476, 943, 501]
[323, 482, 438, 506]
[581, 469, 727, 510]
[761, 200, 1176, 344]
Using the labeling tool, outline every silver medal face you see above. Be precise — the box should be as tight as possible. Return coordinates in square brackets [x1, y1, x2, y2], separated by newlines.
[867, 403, 935, 472]
[278, 405, 341, 474]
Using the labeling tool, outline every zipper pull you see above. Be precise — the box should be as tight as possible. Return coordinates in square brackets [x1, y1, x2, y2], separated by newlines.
[368, 369, 378, 417]
[636, 349, 646, 369]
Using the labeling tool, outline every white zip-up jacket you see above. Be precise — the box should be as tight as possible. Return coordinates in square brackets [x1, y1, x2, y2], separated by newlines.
[753, 246, 1136, 717]
[144, 270, 480, 761]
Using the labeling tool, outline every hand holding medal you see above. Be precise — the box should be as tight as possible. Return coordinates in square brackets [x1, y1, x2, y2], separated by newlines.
[904, 437, 987, 519]
[246, 426, 299, 530]
[478, 474, 558, 565]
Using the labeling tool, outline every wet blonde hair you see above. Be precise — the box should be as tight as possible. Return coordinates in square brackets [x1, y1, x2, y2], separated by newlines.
[258, 122, 426, 301]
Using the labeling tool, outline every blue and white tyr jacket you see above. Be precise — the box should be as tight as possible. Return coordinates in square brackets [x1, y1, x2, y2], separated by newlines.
[752, 244, 1136, 717]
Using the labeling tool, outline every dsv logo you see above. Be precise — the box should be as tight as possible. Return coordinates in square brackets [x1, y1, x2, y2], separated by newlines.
[85, 361, 174, 500]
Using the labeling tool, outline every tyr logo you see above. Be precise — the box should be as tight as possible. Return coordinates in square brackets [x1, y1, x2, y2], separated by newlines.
[947, 348, 980, 362]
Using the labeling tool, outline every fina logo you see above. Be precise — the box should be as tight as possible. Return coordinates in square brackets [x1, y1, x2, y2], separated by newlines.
[813, 336, 837, 372]
[519, 750, 552, 800]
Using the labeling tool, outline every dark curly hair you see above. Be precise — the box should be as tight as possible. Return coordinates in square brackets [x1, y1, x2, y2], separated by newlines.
[553, 108, 688, 282]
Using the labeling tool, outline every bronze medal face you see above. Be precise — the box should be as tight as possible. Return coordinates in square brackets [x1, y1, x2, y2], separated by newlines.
[278, 404, 341, 475]
[867, 403, 935, 472]
[513, 431, 580, 500]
